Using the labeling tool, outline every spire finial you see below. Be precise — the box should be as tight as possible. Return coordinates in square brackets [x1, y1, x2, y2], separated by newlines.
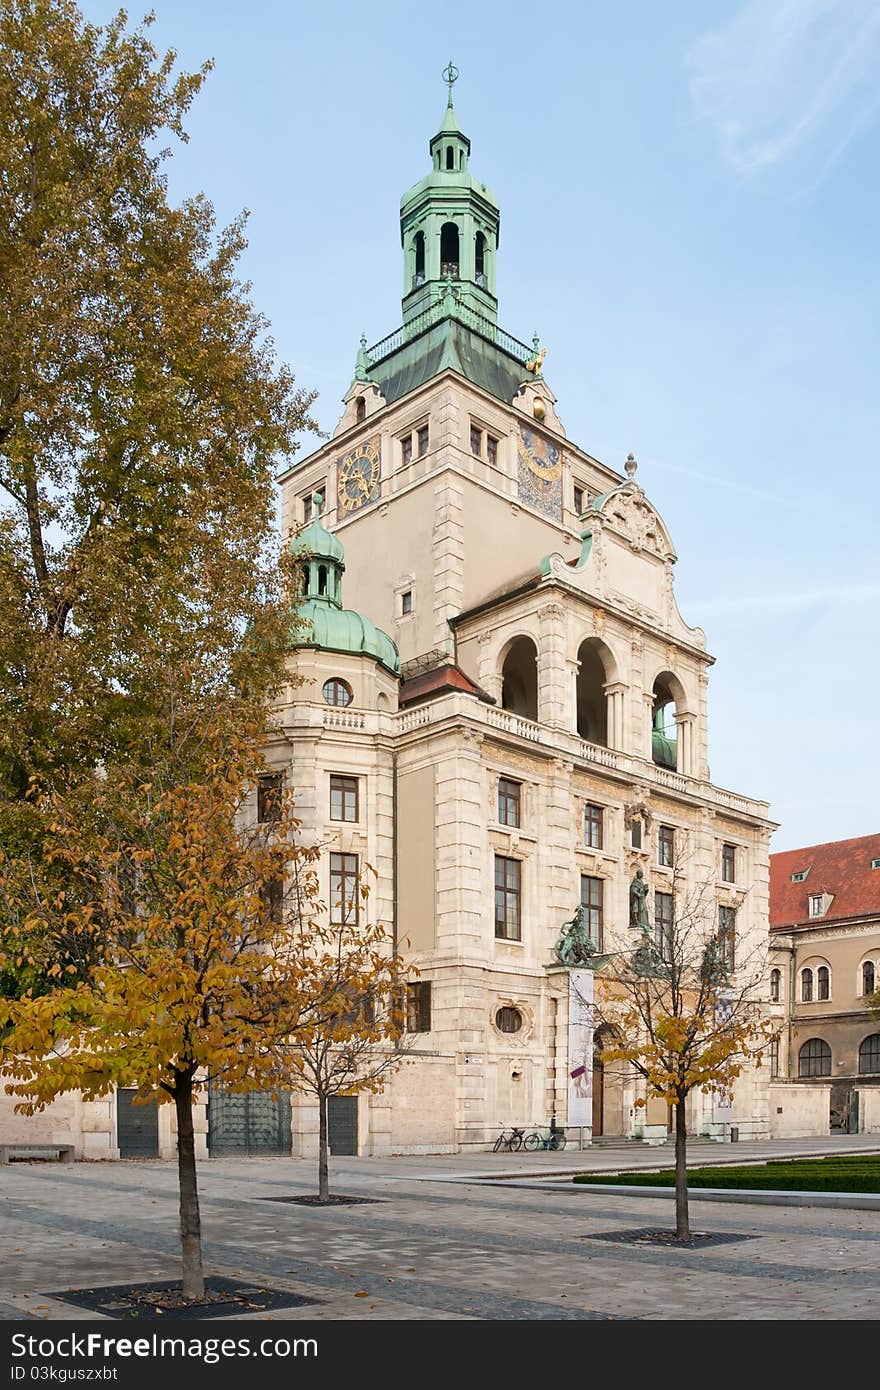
[355, 332, 370, 382]
[442, 60, 459, 106]
[625, 452, 638, 480]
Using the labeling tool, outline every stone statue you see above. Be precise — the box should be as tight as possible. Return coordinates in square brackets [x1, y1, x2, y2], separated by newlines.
[632, 933, 670, 980]
[553, 904, 596, 967]
[629, 868, 649, 930]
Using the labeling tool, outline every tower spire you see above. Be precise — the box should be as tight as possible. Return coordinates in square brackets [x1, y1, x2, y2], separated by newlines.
[442, 59, 459, 107]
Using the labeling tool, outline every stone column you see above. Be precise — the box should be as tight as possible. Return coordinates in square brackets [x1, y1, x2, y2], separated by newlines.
[538, 602, 567, 729]
[604, 682, 627, 751]
[676, 714, 695, 777]
[642, 693, 655, 761]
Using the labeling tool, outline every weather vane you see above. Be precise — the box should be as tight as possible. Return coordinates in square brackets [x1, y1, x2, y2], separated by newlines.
[442, 60, 459, 103]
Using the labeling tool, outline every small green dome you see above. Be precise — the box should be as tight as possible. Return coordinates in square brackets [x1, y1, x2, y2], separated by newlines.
[289, 494, 399, 677]
[292, 496, 345, 565]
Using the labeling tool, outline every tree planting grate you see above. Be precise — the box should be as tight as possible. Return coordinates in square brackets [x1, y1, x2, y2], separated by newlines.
[47, 1276, 320, 1319]
[261, 1194, 381, 1207]
[580, 1227, 755, 1249]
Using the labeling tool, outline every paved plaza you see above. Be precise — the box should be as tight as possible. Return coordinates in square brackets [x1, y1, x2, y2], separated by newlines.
[1, 1136, 879, 1321]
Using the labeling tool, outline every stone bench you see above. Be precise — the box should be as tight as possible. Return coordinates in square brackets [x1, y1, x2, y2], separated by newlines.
[0, 1143, 75, 1165]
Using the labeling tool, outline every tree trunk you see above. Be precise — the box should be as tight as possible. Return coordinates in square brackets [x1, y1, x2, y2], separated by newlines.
[674, 1097, 690, 1240]
[318, 1092, 330, 1203]
[173, 1072, 205, 1300]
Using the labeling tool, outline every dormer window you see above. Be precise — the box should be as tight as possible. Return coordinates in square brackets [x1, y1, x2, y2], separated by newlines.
[808, 894, 826, 918]
[791, 869, 808, 882]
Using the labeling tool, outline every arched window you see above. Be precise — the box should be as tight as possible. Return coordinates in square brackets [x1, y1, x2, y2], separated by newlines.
[798, 1038, 831, 1077]
[500, 637, 538, 722]
[817, 965, 830, 1001]
[413, 231, 425, 287]
[859, 1034, 880, 1074]
[355, 396, 366, 423]
[770, 968, 781, 1002]
[440, 221, 459, 277]
[317, 564, 328, 596]
[475, 231, 486, 286]
[801, 967, 813, 1002]
[300, 563, 310, 597]
[446, 145, 454, 170]
[862, 961, 875, 997]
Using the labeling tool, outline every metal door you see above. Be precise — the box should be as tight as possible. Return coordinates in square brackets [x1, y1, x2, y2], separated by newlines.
[207, 1081, 291, 1156]
[328, 1096, 358, 1156]
[117, 1088, 159, 1158]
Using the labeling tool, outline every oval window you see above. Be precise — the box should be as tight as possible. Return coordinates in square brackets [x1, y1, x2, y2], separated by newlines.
[322, 678, 353, 707]
[496, 1006, 523, 1034]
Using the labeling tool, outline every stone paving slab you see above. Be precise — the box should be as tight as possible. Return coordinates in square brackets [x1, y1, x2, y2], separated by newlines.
[1, 1136, 879, 1321]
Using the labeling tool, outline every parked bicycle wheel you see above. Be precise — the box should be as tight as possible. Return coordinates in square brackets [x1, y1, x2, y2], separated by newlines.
[550, 1133, 567, 1150]
[492, 1132, 505, 1152]
[523, 1131, 541, 1151]
[509, 1131, 524, 1151]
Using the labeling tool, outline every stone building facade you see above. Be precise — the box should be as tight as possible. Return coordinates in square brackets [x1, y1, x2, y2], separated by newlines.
[269, 82, 777, 1156]
[769, 833, 880, 1136]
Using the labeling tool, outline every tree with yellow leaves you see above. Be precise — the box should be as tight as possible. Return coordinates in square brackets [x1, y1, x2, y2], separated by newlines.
[0, 714, 331, 1302]
[594, 857, 776, 1239]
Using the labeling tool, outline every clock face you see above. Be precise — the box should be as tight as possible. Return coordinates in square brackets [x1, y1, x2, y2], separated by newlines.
[337, 439, 381, 515]
[517, 425, 562, 481]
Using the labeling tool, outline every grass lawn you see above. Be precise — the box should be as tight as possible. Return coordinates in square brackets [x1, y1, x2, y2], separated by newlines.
[573, 1154, 880, 1193]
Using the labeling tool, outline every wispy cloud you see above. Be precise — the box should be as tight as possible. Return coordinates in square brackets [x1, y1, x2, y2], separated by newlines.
[645, 455, 823, 514]
[682, 584, 880, 613]
[687, 0, 880, 178]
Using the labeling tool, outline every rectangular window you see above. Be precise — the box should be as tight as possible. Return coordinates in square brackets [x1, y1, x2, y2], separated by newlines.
[257, 773, 283, 824]
[329, 774, 358, 823]
[658, 825, 675, 868]
[301, 494, 313, 524]
[721, 842, 736, 883]
[400, 434, 413, 467]
[494, 856, 521, 941]
[580, 875, 604, 951]
[330, 852, 359, 925]
[808, 894, 824, 918]
[417, 424, 429, 457]
[470, 423, 482, 456]
[573, 485, 584, 515]
[584, 803, 603, 850]
[261, 875, 284, 925]
[655, 891, 674, 953]
[719, 904, 736, 971]
[631, 819, 642, 850]
[406, 981, 432, 1033]
[770, 1037, 780, 1078]
[486, 434, 498, 466]
[401, 589, 413, 616]
[497, 777, 521, 828]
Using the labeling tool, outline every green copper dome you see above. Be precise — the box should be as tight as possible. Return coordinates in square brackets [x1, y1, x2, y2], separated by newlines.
[290, 495, 400, 677]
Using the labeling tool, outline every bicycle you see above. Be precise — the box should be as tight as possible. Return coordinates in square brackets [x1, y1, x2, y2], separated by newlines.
[523, 1128, 568, 1151]
[492, 1126, 526, 1152]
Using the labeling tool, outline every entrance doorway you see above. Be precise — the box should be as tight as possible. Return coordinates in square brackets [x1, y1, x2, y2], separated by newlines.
[328, 1096, 359, 1156]
[117, 1088, 159, 1158]
[207, 1080, 291, 1156]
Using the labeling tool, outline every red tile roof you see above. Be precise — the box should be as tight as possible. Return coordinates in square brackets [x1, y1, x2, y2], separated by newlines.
[770, 833, 880, 930]
[398, 663, 491, 708]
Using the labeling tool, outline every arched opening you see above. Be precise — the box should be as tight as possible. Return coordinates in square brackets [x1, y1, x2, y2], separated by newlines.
[446, 145, 454, 170]
[317, 564, 328, 597]
[440, 221, 460, 278]
[798, 1038, 831, 1077]
[475, 231, 486, 286]
[355, 396, 366, 423]
[770, 967, 781, 1002]
[862, 961, 875, 997]
[500, 637, 538, 722]
[300, 563, 310, 597]
[859, 1034, 880, 1074]
[413, 231, 425, 287]
[592, 1026, 625, 1137]
[801, 967, 813, 1002]
[651, 673, 681, 771]
[576, 639, 610, 745]
[817, 965, 830, 1001]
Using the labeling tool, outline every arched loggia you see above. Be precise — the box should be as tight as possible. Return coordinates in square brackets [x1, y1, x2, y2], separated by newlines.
[500, 636, 538, 722]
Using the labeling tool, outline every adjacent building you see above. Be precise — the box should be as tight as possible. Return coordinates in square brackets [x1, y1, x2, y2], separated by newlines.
[769, 834, 880, 1133]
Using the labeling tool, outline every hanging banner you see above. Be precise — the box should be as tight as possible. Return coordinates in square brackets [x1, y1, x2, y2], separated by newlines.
[567, 968, 594, 1126]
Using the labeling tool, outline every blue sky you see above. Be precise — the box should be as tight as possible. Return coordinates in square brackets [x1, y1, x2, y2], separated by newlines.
[81, 0, 880, 851]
